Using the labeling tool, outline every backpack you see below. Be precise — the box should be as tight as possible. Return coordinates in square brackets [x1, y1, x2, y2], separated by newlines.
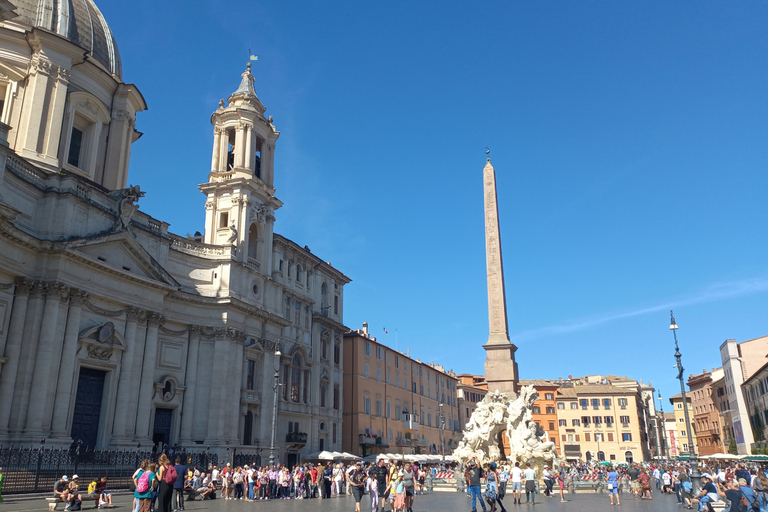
[164, 465, 178, 485]
[137, 470, 150, 493]
[70, 498, 82, 511]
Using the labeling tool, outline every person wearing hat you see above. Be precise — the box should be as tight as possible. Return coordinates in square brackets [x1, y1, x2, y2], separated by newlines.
[693, 474, 720, 512]
[465, 458, 487, 512]
[738, 477, 758, 511]
[54, 475, 69, 504]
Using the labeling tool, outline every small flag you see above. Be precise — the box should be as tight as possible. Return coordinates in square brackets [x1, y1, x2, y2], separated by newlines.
[383, 327, 388, 334]
[249, 55, 259, 61]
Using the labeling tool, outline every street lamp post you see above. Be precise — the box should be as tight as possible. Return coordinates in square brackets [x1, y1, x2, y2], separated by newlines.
[439, 403, 446, 465]
[658, 391, 667, 459]
[670, 311, 700, 492]
[269, 346, 282, 467]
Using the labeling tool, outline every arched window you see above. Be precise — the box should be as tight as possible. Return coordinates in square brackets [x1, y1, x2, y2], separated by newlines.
[597, 451, 605, 462]
[624, 451, 634, 463]
[290, 355, 301, 403]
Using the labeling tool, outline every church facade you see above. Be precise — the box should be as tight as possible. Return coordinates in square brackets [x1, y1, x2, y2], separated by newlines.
[0, 0, 349, 464]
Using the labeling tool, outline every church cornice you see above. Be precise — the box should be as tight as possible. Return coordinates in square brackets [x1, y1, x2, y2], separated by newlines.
[273, 234, 351, 284]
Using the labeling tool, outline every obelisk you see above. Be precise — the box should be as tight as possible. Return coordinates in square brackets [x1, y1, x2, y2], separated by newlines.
[482, 156, 519, 396]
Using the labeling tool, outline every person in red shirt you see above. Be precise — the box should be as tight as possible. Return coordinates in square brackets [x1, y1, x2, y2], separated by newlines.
[310, 465, 319, 498]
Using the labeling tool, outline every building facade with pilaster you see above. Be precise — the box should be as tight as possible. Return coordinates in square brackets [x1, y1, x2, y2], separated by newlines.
[0, 1, 349, 465]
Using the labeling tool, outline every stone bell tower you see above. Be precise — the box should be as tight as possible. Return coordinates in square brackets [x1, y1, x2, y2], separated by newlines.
[199, 64, 282, 271]
[482, 156, 519, 395]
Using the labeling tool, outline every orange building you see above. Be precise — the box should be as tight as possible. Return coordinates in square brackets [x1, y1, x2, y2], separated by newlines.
[518, 379, 561, 455]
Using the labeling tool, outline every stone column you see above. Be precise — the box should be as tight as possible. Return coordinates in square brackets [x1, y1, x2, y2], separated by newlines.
[0, 278, 32, 437]
[26, 283, 69, 434]
[219, 128, 230, 171]
[211, 127, 222, 173]
[111, 306, 141, 444]
[135, 312, 163, 442]
[244, 125, 253, 171]
[205, 329, 229, 445]
[179, 325, 201, 444]
[126, 312, 147, 440]
[263, 142, 274, 187]
[234, 123, 245, 168]
[49, 290, 86, 443]
[228, 339, 244, 443]
[10, 281, 45, 433]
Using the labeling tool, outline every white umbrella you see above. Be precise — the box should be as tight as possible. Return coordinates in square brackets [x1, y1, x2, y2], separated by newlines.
[709, 453, 739, 460]
[340, 452, 362, 461]
[303, 450, 338, 460]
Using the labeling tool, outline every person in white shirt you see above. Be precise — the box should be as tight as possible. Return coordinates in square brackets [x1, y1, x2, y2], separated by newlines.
[523, 463, 537, 504]
[509, 462, 523, 505]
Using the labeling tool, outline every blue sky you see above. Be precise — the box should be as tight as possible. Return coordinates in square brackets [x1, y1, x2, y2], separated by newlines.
[100, 1, 768, 404]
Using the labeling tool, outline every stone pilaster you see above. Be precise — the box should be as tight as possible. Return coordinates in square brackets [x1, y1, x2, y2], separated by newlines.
[10, 281, 45, 433]
[126, 310, 147, 439]
[179, 325, 201, 444]
[0, 278, 32, 437]
[49, 290, 86, 443]
[111, 306, 141, 444]
[205, 329, 230, 445]
[26, 282, 70, 434]
[134, 311, 163, 442]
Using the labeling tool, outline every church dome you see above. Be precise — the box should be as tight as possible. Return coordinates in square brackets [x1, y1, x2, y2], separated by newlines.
[11, 0, 121, 79]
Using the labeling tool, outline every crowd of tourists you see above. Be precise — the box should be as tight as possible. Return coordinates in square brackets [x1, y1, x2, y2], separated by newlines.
[123, 455, 438, 512]
[578, 460, 768, 512]
[461, 457, 566, 512]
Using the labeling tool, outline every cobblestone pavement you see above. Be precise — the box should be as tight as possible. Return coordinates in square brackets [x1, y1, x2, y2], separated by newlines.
[0, 489, 690, 512]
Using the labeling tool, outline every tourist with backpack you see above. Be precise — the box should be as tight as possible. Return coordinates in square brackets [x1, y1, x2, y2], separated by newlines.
[134, 461, 158, 512]
[156, 454, 176, 512]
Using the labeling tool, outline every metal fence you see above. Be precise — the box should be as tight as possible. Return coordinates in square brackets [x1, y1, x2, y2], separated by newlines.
[0, 444, 218, 494]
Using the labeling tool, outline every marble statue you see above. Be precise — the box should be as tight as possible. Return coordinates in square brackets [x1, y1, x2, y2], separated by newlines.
[455, 385, 559, 473]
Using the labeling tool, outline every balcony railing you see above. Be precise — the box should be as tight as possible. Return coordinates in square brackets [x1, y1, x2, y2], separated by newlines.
[396, 438, 411, 447]
[286, 432, 308, 445]
[358, 434, 377, 445]
[403, 413, 419, 430]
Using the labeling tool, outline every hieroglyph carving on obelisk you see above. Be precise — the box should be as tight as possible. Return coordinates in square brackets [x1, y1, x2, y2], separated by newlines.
[483, 158, 510, 345]
[482, 157, 519, 395]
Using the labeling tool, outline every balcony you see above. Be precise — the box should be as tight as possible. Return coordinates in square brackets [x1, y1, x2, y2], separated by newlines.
[241, 389, 262, 404]
[286, 432, 308, 445]
[396, 438, 412, 447]
[403, 413, 419, 430]
[358, 434, 377, 445]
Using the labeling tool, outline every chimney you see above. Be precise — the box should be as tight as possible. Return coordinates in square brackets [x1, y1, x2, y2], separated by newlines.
[362, 322, 369, 336]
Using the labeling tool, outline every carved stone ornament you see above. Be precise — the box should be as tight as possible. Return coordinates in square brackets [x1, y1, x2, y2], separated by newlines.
[112, 185, 145, 230]
[87, 344, 113, 360]
[249, 204, 267, 223]
[78, 322, 127, 363]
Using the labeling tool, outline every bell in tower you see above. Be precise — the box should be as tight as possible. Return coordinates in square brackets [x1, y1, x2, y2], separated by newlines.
[199, 63, 282, 272]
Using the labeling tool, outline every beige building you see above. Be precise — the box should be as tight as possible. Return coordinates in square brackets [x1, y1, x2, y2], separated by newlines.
[555, 383, 649, 464]
[688, 368, 727, 455]
[0, 0, 349, 466]
[720, 336, 768, 454]
[342, 324, 460, 457]
[457, 374, 488, 431]
[669, 393, 697, 457]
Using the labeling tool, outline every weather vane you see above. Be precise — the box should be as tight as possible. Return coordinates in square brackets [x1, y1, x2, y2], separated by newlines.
[484, 146, 491, 161]
[247, 49, 258, 69]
